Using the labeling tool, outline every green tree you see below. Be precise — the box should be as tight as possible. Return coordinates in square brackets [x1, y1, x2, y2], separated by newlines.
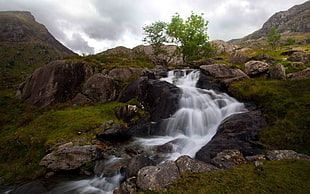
[267, 27, 281, 49]
[167, 12, 213, 61]
[143, 21, 168, 58]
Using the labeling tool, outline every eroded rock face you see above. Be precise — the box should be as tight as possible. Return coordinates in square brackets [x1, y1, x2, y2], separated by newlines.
[195, 111, 266, 163]
[244, 60, 270, 76]
[136, 160, 180, 191]
[16, 60, 92, 106]
[39, 145, 97, 171]
[82, 73, 116, 103]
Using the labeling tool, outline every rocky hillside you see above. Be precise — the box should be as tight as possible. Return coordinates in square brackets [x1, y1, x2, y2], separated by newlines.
[0, 11, 75, 88]
[231, 1, 310, 43]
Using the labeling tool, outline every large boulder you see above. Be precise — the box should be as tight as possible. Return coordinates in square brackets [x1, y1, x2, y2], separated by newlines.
[269, 64, 286, 80]
[228, 52, 249, 65]
[97, 124, 131, 142]
[210, 150, 246, 169]
[195, 110, 266, 163]
[244, 60, 270, 76]
[136, 160, 180, 191]
[288, 51, 310, 64]
[175, 155, 218, 174]
[108, 67, 145, 82]
[125, 155, 156, 179]
[200, 63, 247, 78]
[290, 68, 310, 80]
[119, 78, 181, 122]
[39, 145, 97, 171]
[16, 60, 93, 106]
[82, 73, 116, 103]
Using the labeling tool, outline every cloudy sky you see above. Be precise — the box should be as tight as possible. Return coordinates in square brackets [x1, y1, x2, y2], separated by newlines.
[0, 0, 307, 54]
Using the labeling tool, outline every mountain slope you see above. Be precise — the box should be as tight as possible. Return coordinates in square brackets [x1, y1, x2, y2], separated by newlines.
[230, 1, 310, 43]
[0, 11, 75, 88]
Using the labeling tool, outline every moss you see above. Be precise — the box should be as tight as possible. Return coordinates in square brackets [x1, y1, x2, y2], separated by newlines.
[229, 79, 310, 154]
[156, 159, 310, 194]
[0, 91, 127, 184]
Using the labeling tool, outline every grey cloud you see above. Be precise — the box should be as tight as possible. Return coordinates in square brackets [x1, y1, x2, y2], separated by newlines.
[65, 33, 95, 54]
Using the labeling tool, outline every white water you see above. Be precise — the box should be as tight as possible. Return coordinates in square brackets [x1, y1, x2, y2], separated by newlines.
[135, 69, 246, 160]
[51, 69, 246, 193]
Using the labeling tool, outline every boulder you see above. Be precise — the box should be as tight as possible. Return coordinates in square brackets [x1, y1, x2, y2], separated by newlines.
[125, 155, 156, 179]
[16, 60, 93, 106]
[244, 60, 270, 76]
[97, 124, 131, 142]
[288, 51, 310, 64]
[8, 181, 48, 194]
[70, 93, 92, 105]
[118, 77, 146, 102]
[251, 54, 275, 64]
[269, 64, 286, 80]
[290, 68, 310, 80]
[200, 63, 246, 78]
[82, 73, 116, 103]
[195, 111, 266, 163]
[211, 40, 240, 54]
[114, 105, 138, 123]
[175, 155, 218, 174]
[108, 67, 145, 82]
[266, 150, 310, 161]
[136, 160, 180, 191]
[39, 145, 97, 171]
[210, 150, 246, 169]
[228, 52, 249, 65]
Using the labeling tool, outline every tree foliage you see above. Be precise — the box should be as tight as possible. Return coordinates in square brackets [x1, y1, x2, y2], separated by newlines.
[143, 12, 213, 62]
[267, 27, 281, 49]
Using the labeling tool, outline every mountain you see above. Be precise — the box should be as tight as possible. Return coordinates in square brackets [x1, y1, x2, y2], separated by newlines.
[230, 1, 310, 43]
[0, 11, 75, 88]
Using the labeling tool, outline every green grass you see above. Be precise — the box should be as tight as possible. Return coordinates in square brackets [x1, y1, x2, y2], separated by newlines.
[229, 79, 310, 154]
[0, 90, 127, 184]
[156, 159, 310, 194]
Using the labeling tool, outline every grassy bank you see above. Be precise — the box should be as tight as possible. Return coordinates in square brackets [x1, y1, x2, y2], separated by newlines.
[160, 159, 310, 193]
[229, 79, 310, 154]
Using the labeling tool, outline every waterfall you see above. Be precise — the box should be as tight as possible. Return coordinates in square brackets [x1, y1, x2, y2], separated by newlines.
[136, 69, 246, 160]
[50, 69, 246, 193]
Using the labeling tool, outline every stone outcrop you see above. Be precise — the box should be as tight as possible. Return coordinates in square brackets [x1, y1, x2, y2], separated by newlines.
[82, 73, 116, 103]
[244, 60, 270, 76]
[200, 63, 247, 78]
[211, 150, 246, 169]
[228, 52, 249, 65]
[195, 110, 266, 164]
[16, 60, 92, 106]
[136, 160, 180, 191]
[266, 150, 310, 161]
[108, 67, 145, 82]
[175, 155, 218, 174]
[288, 51, 310, 64]
[39, 145, 97, 171]
[269, 64, 286, 80]
[97, 124, 131, 142]
[211, 40, 240, 54]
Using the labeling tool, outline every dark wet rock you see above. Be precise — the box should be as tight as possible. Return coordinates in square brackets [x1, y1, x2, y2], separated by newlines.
[82, 73, 116, 103]
[118, 77, 146, 103]
[128, 118, 161, 137]
[39, 145, 97, 171]
[175, 155, 218, 174]
[16, 60, 93, 106]
[266, 150, 310, 161]
[97, 124, 131, 142]
[269, 64, 286, 80]
[125, 155, 156, 179]
[196, 111, 266, 164]
[244, 60, 270, 76]
[196, 73, 221, 92]
[8, 181, 48, 194]
[136, 160, 180, 191]
[210, 150, 246, 169]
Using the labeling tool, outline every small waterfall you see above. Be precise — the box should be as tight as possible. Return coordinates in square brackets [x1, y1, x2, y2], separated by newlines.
[51, 69, 246, 193]
[136, 69, 246, 160]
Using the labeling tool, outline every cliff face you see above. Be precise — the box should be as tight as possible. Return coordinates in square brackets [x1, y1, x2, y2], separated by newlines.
[232, 1, 310, 42]
[0, 11, 75, 88]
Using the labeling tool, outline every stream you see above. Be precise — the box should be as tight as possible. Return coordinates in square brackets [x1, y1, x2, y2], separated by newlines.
[48, 69, 246, 193]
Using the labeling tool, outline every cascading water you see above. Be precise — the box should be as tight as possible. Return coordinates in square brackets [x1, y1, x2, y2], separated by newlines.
[136, 69, 246, 160]
[50, 69, 246, 193]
